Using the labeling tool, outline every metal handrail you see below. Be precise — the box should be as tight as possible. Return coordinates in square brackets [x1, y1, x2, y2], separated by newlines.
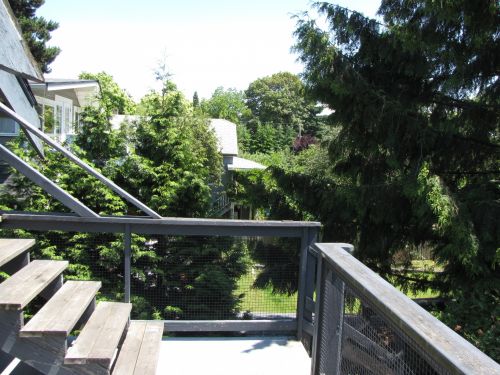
[312, 243, 500, 375]
[0, 101, 162, 219]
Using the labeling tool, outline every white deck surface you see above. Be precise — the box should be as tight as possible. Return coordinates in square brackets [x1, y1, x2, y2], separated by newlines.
[156, 336, 310, 375]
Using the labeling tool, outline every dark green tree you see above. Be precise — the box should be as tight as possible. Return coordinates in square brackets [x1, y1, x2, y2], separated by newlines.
[8, 0, 60, 73]
[289, 1, 499, 357]
[192, 91, 200, 109]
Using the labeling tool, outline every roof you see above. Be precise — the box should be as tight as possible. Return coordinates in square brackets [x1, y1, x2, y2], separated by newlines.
[227, 156, 266, 171]
[0, 0, 43, 82]
[30, 79, 100, 107]
[35, 79, 100, 91]
[209, 119, 238, 156]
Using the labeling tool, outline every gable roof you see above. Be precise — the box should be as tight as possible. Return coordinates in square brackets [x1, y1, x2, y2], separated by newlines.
[0, 0, 43, 82]
[209, 119, 238, 156]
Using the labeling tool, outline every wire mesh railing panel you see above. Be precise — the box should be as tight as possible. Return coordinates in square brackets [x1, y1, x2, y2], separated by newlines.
[130, 235, 300, 320]
[339, 285, 452, 375]
[0, 228, 302, 322]
[0, 228, 125, 302]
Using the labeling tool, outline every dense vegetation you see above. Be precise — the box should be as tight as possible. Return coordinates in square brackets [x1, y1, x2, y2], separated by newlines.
[1, 0, 498, 360]
[229, 1, 500, 359]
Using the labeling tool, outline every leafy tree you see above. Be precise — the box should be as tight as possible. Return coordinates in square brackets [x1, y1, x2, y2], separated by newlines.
[245, 72, 321, 137]
[287, 0, 499, 357]
[200, 87, 250, 124]
[79, 72, 136, 115]
[8, 0, 60, 73]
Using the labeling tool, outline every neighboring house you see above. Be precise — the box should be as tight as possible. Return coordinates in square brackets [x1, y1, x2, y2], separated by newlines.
[0, 0, 44, 180]
[209, 119, 265, 219]
[30, 78, 100, 143]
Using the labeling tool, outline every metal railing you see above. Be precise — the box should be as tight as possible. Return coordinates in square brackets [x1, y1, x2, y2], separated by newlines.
[307, 243, 500, 375]
[0, 211, 320, 334]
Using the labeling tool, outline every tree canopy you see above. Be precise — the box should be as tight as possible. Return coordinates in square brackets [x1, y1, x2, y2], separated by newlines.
[79, 72, 136, 115]
[278, 0, 499, 357]
[8, 0, 60, 73]
[245, 72, 321, 136]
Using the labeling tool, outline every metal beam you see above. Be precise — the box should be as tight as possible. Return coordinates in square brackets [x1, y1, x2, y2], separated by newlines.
[0, 102, 162, 219]
[0, 213, 321, 237]
[158, 319, 297, 333]
[0, 144, 98, 217]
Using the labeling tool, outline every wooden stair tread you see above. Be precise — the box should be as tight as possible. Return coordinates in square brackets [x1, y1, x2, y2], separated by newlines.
[65, 301, 132, 368]
[112, 321, 163, 375]
[20, 280, 101, 337]
[0, 260, 68, 310]
[0, 238, 35, 267]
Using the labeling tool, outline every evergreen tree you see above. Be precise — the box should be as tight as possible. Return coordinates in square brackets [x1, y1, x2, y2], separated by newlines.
[8, 0, 60, 73]
[288, 0, 499, 357]
[192, 91, 200, 109]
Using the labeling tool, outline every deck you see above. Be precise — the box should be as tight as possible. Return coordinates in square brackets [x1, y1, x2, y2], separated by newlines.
[157, 336, 310, 375]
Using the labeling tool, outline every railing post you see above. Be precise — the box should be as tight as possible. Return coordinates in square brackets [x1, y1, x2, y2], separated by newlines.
[311, 243, 354, 375]
[297, 227, 319, 352]
[124, 224, 131, 303]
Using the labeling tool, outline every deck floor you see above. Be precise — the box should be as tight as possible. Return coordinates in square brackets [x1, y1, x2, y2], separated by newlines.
[157, 336, 310, 375]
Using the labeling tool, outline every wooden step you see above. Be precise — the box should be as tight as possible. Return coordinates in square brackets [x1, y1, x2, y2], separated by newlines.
[0, 238, 34, 267]
[65, 301, 132, 371]
[20, 280, 102, 338]
[112, 321, 164, 375]
[0, 260, 68, 310]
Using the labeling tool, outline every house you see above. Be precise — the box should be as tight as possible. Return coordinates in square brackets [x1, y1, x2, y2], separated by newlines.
[0, 0, 44, 181]
[30, 78, 100, 143]
[209, 119, 265, 219]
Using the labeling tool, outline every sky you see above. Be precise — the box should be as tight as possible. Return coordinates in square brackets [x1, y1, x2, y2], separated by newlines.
[38, 1, 380, 101]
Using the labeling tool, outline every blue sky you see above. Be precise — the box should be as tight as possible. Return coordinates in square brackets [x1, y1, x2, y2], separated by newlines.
[38, 1, 379, 100]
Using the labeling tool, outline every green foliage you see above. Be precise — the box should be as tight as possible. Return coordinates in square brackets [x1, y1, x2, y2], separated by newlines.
[253, 0, 500, 356]
[245, 72, 321, 136]
[74, 106, 126, 167]
[137, 81, 190, 118]
[200, 87, 251, 124]
[192, 91, 200, 109]
[79, 72, 136, 115]
[8, 0, 60, 73]
[0, 71, 245, 320]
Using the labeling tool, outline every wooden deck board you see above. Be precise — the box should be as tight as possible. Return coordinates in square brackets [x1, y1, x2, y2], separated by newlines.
[65, 301, 131, 368]
[20, 280, 101, 337]
[0, 260, 68, 310]
[112, 321, 163, 375]
[0, 238, 34, 267]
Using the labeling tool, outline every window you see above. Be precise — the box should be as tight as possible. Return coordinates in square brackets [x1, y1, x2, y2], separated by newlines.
[43, 105, 55, 134]
[0, 117, 19, 136]
[55, 104, 62, 135]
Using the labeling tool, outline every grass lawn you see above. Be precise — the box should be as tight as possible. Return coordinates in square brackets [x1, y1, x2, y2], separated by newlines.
[235, 272, 297, 314]
[234, 265, 439, 316]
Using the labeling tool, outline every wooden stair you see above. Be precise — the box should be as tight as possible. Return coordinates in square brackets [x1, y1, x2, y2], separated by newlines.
[0, 238, 163, 375]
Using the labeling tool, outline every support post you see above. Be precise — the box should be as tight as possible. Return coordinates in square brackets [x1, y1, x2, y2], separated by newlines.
[311, 243, 354, 375]
[297, 227, 318, 349]
[124, 225, 131, 303]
